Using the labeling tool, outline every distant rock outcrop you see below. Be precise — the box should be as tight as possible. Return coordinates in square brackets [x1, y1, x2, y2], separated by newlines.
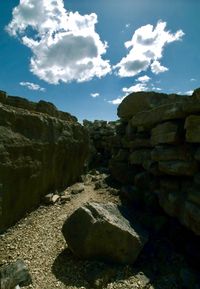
[62, 202, 148, 264]
[0, 90, 89, 232]
[110, 89, 200, 236]
[83, 120, 117, 168]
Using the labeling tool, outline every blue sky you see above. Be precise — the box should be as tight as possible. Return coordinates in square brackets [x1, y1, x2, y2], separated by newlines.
[0, 0, 200, 122]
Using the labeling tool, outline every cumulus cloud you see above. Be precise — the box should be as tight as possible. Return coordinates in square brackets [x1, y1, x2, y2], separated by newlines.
[185, 90, 193, 96]
[90, 92, 99, 98]
[20, 81, 45, 91]
[114, 20, 184, 77]
[151, 60, 168, 74]
[6, 0, 111, 84]
[136, 75, 151, 83]
[109, 75, 150, 105]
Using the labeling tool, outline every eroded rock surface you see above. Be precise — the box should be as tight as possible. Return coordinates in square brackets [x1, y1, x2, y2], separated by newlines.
[0, 91, 89, 232]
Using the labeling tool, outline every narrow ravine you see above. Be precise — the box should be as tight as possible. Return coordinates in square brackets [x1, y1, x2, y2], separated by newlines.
[1, 169, 199, 289]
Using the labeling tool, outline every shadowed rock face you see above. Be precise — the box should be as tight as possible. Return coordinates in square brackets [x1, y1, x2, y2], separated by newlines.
[110, 89, 200, 236]
[0, 92, 89, 232]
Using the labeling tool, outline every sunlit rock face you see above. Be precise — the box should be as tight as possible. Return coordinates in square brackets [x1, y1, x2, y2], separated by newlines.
[110, 89, 200, 236]
[0, 91, 89, 232]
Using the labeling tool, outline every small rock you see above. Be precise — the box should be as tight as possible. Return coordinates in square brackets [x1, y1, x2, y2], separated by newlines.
[52, 194, 60, 203]
[70, 183, 85, 195]
[0, 259, 32, 289]
[60, 195, 71, 203]
[108, 188, 119, 196]
[94, 180, 108, 190]
[43, 193, 53, 205]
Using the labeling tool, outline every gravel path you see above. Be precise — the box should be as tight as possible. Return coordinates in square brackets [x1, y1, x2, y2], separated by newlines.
[0, 171, 199, 289]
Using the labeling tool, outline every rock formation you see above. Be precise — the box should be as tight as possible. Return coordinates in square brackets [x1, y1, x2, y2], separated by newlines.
[0, 90, 89, 232]
[110, 88, 200, 236]
[62, 202, 148, 264]
[83, 120, 117, 167]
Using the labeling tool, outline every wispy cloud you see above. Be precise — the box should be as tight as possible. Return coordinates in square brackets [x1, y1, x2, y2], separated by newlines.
[90, 92, 100, 98]
[7, 0, 111, 84]
[20, 81, 45, 91]
[114, 20, 184, 77]
[190, 78, 196, 82]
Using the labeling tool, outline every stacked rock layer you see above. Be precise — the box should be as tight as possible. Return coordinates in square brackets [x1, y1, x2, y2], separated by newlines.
[83, 120, 117, 168]
[110, 89, 200, 236]
[0, 90, 89, 232]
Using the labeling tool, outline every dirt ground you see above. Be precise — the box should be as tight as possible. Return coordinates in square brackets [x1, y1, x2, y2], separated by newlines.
[0, 170, 199, 289]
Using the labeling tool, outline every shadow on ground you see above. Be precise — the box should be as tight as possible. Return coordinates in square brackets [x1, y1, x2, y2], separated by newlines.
[52, 247, 134, 288]
[51, 237, 200, 289]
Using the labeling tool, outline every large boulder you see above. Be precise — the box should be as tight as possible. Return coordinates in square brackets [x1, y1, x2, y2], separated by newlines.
[117, 91, 187, 121]
[0, 94, 89, 232]
[62, 202, 148, 264]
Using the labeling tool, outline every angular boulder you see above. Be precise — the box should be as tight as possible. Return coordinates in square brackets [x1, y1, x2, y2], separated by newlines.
[0, 259, 32, 289]
[62, 202, 148, 264]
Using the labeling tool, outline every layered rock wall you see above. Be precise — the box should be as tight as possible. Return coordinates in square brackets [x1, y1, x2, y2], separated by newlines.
[110, 89, 200, 236]
[0, 91, 89, 232]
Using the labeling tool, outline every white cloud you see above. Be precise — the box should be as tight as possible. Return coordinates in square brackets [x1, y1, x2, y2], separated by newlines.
[6, 0, 111, 84]
[152, 86, 162, 91]
[90, 92, 99, 98]
[190, 78, 196, 82]
[108, 96, 126, 105]
[151, 60, 168, 74]
[185, 90, 193, 96]
[109, 78, 150, 105]
[20, 81, 45, 91]
[114, 20, 184, 77]
[136, 75, 151, 83]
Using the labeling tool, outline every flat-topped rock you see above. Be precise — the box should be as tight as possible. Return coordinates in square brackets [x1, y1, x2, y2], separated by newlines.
[151, 145, 193, 161]
[131, 100, 200, 130]
[117, 91, 187, 121]
[158, 160, 198, 176]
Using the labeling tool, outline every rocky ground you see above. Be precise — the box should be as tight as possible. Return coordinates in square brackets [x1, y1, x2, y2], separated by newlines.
[0, 169, 199, 289]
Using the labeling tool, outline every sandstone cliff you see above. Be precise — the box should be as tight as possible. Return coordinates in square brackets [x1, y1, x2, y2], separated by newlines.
[110, 89, 200, 236]
[0, 90, 89, 232]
